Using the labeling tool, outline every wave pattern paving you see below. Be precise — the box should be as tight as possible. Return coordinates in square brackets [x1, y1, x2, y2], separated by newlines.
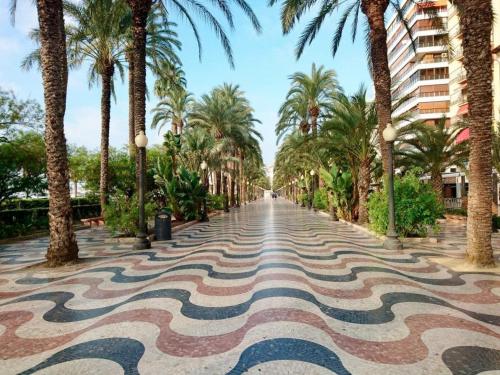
[0, 200, 499, 374]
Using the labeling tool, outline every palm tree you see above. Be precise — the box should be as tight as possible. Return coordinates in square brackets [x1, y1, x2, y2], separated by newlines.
[11, 0, 79, 266]
[452, 0, 495, 267]
[151, 88, 193, 135]
[189, 84, 261, 200]
[397, 118, 469, 204]
[126, 7, 182, 156]
[276, 94, 309, 142]
[269, 0, 414, 175]
[321, 86, 378, 224]
[126, 0, 261, 202]
[64, 0, 129, 214]
[285, 64, 338, 137]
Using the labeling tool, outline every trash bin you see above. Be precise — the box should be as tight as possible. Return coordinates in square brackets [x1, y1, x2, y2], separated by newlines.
[155, 209, 172, 241]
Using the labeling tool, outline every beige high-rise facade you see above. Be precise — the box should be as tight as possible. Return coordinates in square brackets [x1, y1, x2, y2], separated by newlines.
[387, 0, 450, 125]
[387, 0, 500, 205]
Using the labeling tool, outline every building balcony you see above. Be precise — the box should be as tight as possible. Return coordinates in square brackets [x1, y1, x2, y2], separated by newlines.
[457, 102, 469, 116]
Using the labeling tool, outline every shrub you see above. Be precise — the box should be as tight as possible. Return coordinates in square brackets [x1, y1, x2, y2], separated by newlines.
[320, 165, 353, 220]
[208, 194, 224, 210]
[313, 188, 328, 210]
[299, 193, 309, 206]
[1, 196, 99, 210]
[104, 191, 155, 236]
[368, 171, 444, 237]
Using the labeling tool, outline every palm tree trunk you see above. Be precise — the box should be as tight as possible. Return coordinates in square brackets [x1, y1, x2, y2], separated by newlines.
[36, 0, 78, 266]
[430, 170, 444, 205]
[456, 0, 495, 267]
[99, 64, 113, 215]
[216, 170, 222, 195]
[230, 175, 236, 206]
[310, 106, 319, 137]
[74, 180, 77, 198]
[128, 0, 152, 199]
[361, 0, 391, 175]
[127, 51, 135, 159]
[358, 158, 370, 224]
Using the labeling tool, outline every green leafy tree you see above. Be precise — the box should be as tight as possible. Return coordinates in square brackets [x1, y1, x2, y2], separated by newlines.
[0, 88, 44, 142]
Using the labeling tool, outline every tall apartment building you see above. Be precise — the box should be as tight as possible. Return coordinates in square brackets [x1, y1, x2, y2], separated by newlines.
[387, 0, 450, 125]
[387, 0, 500, 207]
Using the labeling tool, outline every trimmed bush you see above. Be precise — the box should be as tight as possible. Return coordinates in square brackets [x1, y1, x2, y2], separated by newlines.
[207, 194, 224, 210]
[1, 197, 99, 210]
[368, 171, 444, 237]
[0, 204, 100, 239]
[313, 188, 328, 210]
[104, 192, 154, 236]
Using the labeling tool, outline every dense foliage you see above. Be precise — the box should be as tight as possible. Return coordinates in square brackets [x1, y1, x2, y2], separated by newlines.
[368, 172, 444, 237]
[104, 191, 155, 236]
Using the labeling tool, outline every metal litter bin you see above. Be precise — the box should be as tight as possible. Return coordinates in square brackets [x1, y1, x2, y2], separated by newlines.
[155, 209, 172, 241]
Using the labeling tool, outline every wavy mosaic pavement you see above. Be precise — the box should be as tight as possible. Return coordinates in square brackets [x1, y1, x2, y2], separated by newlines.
[0, 200, 499, 374]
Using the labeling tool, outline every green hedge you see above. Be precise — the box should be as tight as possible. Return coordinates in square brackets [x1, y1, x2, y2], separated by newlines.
[0, 204, 100, 239]
[1, 197, 99, 210]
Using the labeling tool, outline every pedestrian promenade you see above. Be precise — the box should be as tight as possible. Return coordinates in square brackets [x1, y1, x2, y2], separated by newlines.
[0, 199, 499, 374]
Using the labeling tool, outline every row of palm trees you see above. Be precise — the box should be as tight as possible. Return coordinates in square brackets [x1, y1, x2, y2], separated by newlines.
[274, 64, 492, 267]
[14, 0, 261, 266]
[153, 80, 266, 205]
[270, 0, 496, 268]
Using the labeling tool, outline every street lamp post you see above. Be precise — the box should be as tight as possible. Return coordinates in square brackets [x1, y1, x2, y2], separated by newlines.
[223, 171, 230, 212]
[383, 123, 403, 250]
[200, 160, 209, 222]
[133, 131, 151, 250]
[309, 169, 315, 210]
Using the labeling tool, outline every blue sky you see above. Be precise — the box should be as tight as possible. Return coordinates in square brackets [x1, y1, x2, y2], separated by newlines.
[0, 1, 371, 166]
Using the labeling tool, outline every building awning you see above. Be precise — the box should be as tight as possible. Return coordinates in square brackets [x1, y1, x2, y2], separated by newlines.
[457, 103, 469, 116]
[456, 128, 470, 143]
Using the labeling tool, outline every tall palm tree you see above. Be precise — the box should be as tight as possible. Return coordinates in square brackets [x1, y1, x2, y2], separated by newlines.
[11, 0, 79, 266]
[452, 0, 495, 267]
[151, 88, 193, 135]
[269, 0, 413, 175]
[126, 7, 182, 156]
[64, 0, 129, 214]
[286, 63, 338, 137]
[397, 118, 469, 204]
[126, 0, 261, 201]
[321, 86, 378, 224]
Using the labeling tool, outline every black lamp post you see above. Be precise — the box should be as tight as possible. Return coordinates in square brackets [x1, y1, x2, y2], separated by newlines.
[223, 171, 230, 212]
[133, 131, 151, 250]
[383, 123, 403, 250]
[309, 169, 315, 209]
[200, 160, 209, 222]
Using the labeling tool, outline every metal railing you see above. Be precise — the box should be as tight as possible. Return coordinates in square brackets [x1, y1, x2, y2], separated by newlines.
[444, 198, 462, 209]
